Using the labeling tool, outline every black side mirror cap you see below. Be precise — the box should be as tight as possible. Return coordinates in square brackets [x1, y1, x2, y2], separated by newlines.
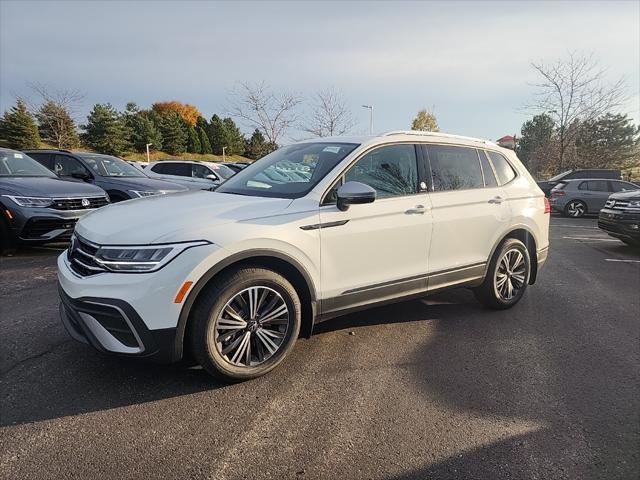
[336, 181, 376, 211]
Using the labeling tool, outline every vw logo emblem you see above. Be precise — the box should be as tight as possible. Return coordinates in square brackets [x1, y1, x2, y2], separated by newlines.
[81, 198, 91, 208]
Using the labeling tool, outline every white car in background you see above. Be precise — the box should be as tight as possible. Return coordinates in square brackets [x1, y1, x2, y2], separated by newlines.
[58, 131, 550, 381]
[144, 160, 236, 190]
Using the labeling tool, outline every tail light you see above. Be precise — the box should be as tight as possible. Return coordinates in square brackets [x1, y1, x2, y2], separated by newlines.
[544, 197, 551, 214]
[551, 190, 565, 197]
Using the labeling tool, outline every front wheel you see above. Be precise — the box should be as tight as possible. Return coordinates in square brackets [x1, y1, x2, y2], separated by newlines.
[474, 238, 531, 309]
[564, 200, 587, 218]
[189, 267, 301, 381]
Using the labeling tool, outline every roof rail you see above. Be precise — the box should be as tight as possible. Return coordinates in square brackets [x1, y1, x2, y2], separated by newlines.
[383, 130, 497, 146]
[23, 148, 73, 153]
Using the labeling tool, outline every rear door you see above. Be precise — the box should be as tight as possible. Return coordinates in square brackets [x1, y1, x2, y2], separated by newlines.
[26, 152, 53, 170]
[425, 145, 511, 289]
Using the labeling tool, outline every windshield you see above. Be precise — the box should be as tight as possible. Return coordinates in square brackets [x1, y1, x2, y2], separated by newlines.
[0, 150, 56, 177]
[216, 142, 359, 198]
[78, 153, 146, 177]
[548, 170, 571, 182]
[210, 163, 235, 180]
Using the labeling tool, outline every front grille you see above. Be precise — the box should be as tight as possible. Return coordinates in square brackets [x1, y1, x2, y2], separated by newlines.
[68, 235, 108, 276]
[51, 196, 110, 211]
[21, 218, 77, 239]
[606, 199, 640, 212]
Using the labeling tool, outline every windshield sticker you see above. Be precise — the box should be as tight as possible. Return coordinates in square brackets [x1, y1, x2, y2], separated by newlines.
[14, 153, 23, 158]
[322, 146, 341, 154]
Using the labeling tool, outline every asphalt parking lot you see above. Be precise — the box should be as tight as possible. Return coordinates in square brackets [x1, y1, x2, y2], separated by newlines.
[1, 216, 638, 480]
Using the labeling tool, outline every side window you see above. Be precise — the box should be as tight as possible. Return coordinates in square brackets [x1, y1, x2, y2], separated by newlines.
[52, 155, 89, 177]
[487, 151, 516, 185]
[27, 152, 53, 169]
[427, 145, 484, 191]
[154, 163, 189, 176]
[478, 150, 498, 188]
[610, 181, 637, 192]
[580, 180, 608, 192]
[192, 163, 214, 179]
[342, 144, 418, 199]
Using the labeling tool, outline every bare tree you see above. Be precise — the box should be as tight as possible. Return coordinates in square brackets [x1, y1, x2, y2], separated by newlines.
[528, 52, 627, 171]
[302, 87, 355, 137]
[228, 82, 301, 146]
[28, 82, 84, 149]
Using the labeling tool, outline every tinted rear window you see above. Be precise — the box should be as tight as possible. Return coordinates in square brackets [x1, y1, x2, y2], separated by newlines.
[428, 145, 484, 191]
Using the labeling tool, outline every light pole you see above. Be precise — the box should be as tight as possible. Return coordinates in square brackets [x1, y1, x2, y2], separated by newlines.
[145, 143, 153, 163]
[362, 105, 373, 134]
[222, 146, 227, 163]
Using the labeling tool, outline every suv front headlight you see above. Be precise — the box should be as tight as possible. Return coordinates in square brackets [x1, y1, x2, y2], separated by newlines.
[2, 195, 53, 207]
[93, 240, 210, 272]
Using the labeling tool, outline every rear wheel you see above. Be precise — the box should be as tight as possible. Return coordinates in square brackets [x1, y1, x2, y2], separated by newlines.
[564, 200, 587, 218]
[474, 238, 531, 309]
[190, 267, 301, 381]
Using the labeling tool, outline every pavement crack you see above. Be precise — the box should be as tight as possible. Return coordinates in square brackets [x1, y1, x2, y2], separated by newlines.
[0, 340, 70, 377]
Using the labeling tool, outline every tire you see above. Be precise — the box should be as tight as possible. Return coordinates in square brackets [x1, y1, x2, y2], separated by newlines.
[563, 200, 587, 218]
[108, 192, 129, 203]
[189, 266, 301, 381]
[474, 238, 531, 310]
[0, 219, 14, 256]
[621, 238, 640, 248]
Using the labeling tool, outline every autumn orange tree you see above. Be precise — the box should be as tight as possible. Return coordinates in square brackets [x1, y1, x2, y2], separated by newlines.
[151, 101, 202, 126]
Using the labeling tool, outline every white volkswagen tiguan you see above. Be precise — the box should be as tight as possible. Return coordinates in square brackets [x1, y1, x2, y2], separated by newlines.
[58, 131, 550, 380]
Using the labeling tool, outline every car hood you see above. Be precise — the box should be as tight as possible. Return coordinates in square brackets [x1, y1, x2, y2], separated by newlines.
[76, 190, 293, 244]
[609, 189, 640, 201]
[97, 176, 187, 192]
[0, 176, 106, 197]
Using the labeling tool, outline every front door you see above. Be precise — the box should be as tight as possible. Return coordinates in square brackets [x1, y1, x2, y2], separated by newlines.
[318, 144, 432, 315]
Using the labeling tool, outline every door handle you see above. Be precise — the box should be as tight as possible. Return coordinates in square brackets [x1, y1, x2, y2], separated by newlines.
[488, 196, 504, 204]
[405, 205, 427, 214]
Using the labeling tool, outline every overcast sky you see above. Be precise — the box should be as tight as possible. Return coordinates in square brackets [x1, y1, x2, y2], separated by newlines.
[1, 0, 638, 141]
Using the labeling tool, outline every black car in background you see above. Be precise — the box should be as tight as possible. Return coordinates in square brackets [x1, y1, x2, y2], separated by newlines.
[598, 190, 640, 247]
[0, 148, 109, 254]
[25, 150, 187, 202]
[537, 169, 622, 197]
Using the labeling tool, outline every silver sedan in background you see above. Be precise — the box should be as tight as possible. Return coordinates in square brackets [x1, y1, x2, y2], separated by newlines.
[550, 178, 639, 217]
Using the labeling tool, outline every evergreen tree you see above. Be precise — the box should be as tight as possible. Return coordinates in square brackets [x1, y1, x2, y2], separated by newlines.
[36, 101, 79, 149]
[198, 127, 212, 154]
[186, 123, 201, 154]
[517, 113, 556, 175]
[0, 99, 41, 149]
[222, 117, 245, 155]
[127, 112, 162, 153]
[82, 103, 130, 156]
[245, 129, 269, 159]
[160, 114, 187, 155]
[576, 113, 639, 168]
[208, 114, 227, 154]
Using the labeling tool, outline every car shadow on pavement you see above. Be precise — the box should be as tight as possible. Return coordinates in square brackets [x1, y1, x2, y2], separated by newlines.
[316, 286, 639, 479]
[0, 344, 224, 427]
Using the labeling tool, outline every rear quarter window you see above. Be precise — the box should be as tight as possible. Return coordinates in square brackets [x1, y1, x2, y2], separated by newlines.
[486, 151, 516, 185]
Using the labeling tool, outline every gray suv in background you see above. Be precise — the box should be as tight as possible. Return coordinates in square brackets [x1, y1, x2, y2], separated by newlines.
[549, 178, 639, 217]
[25, 150, 187, 202]
[0, 148, 109, 253]
[144, 160, 236, 190]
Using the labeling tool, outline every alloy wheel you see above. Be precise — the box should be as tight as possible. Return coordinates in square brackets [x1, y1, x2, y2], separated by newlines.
[214, 286, 290, 367]
[567, 201, 585, 217]
[494, 248, 527, 301]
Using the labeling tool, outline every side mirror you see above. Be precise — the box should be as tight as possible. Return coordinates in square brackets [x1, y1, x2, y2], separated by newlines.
[337, 181, 376, 211]
[71, 171, 90, 181]
[206, 174, 218, 181]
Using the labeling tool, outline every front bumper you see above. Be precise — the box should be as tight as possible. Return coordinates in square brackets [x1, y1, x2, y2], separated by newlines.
[3, 205, 94, 244]
[59, 286, 177, 362]
[57, 242, 224, 362]
[598, 209, 640, 242]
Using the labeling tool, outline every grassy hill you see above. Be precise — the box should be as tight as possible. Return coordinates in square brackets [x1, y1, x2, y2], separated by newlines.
[123, 151, 251, 163]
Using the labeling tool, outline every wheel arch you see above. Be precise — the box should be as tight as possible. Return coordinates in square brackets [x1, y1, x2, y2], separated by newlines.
[488, 227, 540, 285]
[173, 249, 317, 362]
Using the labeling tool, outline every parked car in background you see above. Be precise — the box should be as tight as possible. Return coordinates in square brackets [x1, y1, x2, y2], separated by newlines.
[127, 161, 148, 170]
[598, 190, 640, 247]
[549, 178, 639, 217]
[25, 150, 187, 202]
[58, 131, 549, 381]
[144, 160, 236, 190]
[0, 148, 109, 254]
[222, 162, 250, 173]
[537, 169, 622, 197]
